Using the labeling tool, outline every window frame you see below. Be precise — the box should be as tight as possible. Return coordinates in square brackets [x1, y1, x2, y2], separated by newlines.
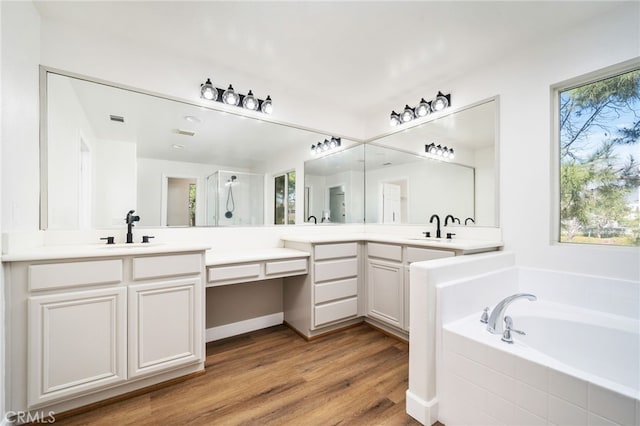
[551, 58, 640, 247]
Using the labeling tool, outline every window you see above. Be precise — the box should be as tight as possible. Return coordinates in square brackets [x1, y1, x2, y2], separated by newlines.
[557, 66, 639, 246]
[274, 170, 296, 224]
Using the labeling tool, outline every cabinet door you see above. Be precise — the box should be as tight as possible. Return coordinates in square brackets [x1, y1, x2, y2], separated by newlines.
[129, 278, 203, 378]
[367, 259, 404, 328]
[28, 287, 127, 406]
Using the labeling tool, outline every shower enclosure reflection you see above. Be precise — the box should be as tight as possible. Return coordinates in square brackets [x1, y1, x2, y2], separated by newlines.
[206, 171, 265, 226]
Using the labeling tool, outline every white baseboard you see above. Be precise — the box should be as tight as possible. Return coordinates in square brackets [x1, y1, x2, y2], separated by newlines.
[405, 389, 438, 426]
[206, 312, 284, 342]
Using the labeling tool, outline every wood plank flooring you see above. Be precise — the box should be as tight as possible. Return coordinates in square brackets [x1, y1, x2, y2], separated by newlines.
[55, 324, 422, 425]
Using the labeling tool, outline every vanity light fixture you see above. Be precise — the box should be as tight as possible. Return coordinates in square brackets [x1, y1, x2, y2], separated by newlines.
[199, 78, 273, 114]
[401, 105, 415, 123]
[389, 92, 451, 126]
[310, 137, 341, 155]
[425, 143, 455, 160]
[389, 111, 401, 127]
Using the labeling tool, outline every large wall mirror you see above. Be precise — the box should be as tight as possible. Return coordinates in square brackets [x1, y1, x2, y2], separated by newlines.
[41, 67, 498, 230]
[364, 99, 498, 227]
[41, 67, 359, 229]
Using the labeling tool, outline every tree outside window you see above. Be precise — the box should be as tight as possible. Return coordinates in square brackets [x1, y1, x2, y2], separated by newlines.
[559, 68, 640, 246]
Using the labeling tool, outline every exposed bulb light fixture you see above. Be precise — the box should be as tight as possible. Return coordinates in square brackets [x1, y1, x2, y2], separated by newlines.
[222, 85, 240, 106]
[432, 91, 450, 111]
[425, 143, 455, 160]
[401, 104, 415, 123]
[200, 78, 217, 101]
[199, 78, 272, 115]
[261, 95, 273, 114]
[415, 98, 431, 117]
[389, 91, 451, 126]
[390, 111, 401, 127]
[310, 137, 341, 155]
[242, 90, 258, 110]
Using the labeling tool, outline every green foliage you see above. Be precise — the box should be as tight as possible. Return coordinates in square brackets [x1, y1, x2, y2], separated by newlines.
[559, 69, 640, 246]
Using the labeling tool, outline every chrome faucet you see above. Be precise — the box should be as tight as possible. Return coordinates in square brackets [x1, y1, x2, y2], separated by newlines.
[125, 210, 140, 244]
[429, 214, 441, 238]
[486, 293, 537, 334]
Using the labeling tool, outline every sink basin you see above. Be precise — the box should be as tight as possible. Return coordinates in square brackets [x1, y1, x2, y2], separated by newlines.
[98, 242, 166, 249]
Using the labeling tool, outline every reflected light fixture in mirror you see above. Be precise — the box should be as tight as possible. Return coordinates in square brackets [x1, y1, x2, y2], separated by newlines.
[199, 78, 272, 114]
[425, 142, 455, 160]
[310, 137, 341, 155]
[390, 110, 401, 126]
[389, 91, 451, 126]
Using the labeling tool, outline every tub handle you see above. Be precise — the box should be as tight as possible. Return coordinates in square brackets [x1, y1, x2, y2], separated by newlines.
[501, 316, 525, 344]
[480, 307, 490, 324]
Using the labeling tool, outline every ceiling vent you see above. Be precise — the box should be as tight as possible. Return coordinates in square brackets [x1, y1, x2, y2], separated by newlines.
[176, 129, 196, 137]
[109, 115, 125, 123]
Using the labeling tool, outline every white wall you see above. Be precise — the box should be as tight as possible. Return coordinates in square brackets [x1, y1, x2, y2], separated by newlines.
[364, 3, 640, 281]
[1, 1, 41, 420]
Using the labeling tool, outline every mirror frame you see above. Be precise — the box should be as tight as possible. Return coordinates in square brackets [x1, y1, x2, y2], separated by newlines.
[39, 65, 500, 229]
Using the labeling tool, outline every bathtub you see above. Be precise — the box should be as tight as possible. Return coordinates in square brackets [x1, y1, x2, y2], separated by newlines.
[440, 300, 640, 426]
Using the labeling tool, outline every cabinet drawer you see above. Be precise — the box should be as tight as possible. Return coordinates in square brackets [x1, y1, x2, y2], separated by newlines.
[406, 247, 455, 263]
[208, 263, 261, 282]
[367, 243, 402, 262]
[314, 242, 357, 260]
[133, 253, 202, 280]
[29, 259, 123, 291]
[265, 258, 307, 276]
[314, 258, 358, 282]
[314, 278, 358, 304]
[314, 297, 358, 327]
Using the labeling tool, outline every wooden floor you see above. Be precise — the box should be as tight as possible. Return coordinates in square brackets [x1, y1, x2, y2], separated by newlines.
[56, 324, 422, 425]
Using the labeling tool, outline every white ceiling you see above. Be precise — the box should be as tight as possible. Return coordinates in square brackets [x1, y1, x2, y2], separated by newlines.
[34, 1, 623, 113]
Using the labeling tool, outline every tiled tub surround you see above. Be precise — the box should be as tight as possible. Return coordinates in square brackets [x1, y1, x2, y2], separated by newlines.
[434, 256, 640, 426]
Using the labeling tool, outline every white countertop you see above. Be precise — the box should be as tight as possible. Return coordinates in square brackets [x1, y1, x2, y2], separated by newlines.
[206, 247, 310, 266]
[1, 242, 212, 262]
[281, 233, 503, 253]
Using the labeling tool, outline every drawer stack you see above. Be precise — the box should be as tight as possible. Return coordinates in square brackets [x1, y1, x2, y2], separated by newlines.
[313, 242, 359, 327]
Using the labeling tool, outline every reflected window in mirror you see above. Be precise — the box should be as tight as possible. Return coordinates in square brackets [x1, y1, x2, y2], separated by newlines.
[274, 170, 296, 225]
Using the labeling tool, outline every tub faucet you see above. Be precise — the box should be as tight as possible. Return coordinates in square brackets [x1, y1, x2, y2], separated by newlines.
[429, 214, 441, 238]
[125, 210, 140, 244]
[486, 293, 537, 335]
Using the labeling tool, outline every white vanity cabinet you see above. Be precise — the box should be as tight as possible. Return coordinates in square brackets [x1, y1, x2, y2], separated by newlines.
[28, 285, 128, 406]
[128, 254, 203, 378]
[5, 248, 206, 414]
[283, 241, 363, 338]
[366, 243, 454, 334]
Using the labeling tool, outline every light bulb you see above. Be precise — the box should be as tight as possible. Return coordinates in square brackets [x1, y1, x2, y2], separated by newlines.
[261, 95, 273, 114]
[390, 111, 401, 127]
[222, 85, 239, 105]
[329, 138, 337, 148]
[242, 90, 258, 110]
[449, 149, 455, 159]
[322, 139, 330, 151]
[432, 91, 449, 111]
[436, 145, 443, 156]
[200, 78, 217, 101]
[310, 144, 317, 155]
[401, 105, 415, 122]
[415, 98, 430, 117]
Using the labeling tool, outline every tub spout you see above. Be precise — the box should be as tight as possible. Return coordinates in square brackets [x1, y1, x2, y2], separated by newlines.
[487, 293, 537, 335]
